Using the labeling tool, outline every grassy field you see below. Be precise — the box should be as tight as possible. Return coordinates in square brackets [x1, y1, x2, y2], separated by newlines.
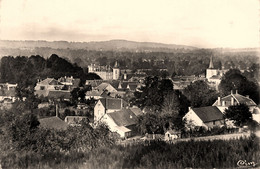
[1, 134, 259, 169]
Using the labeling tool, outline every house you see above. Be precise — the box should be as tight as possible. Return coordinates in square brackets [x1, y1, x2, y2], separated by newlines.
[58, 76, 81, 90]
[97, 108, 138, 138]
[64, 116, 89, 126]
[34, 78, 64, 97]
[88, 61, 120, 80]
[39, 116, 68, 130]
[183, 106, 224, 130]
[212, 90, 257, 113]
[94, 98, 141, 138]
[96, 82, 118, 93]
[0, 83, 17, 102]
[94, 98, 125, 122]
[165, 129, 181, 141]
[85, 90, 108, 100]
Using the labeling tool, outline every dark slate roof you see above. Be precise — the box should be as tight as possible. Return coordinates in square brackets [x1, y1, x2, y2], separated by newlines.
[39, 116, 68, 130]
[99, 98, 123, 110]
[192, 106, 223, 123]
[48, 90, 71, 99]
[107, 109, 138, 126]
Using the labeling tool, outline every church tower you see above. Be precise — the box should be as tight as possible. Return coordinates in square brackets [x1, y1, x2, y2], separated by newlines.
[206, 56, 217, 79]
[113, 61, 120, 80]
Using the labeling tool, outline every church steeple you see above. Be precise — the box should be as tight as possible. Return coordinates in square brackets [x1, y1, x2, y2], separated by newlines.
[209, 56, 214, 69]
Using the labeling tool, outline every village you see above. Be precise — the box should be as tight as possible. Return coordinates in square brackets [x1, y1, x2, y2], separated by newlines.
[0, 55, 259, 145]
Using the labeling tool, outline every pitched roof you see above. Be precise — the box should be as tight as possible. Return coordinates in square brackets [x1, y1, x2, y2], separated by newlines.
[39, 116, 68, 130]
[107, 109, 138, 126]
[218, 93, 256, 106]
[129, 107, 143, 116]
[38, 78, 63, 85]
[85, 80, 103, 88]
[96, 83, 110, 91]
[114, 126, 131, 132]
[99, 98, 123, 110]
[192, 106, 223, 123]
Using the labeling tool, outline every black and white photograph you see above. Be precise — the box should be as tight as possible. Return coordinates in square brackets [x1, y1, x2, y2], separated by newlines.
[0, 0, 259, 168]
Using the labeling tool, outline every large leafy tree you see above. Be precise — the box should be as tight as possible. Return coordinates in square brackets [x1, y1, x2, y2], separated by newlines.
[219, 69, 259, 104]
[224, 104, 252, 127]
[131, 76, 173, 112]
[183, 80, 217, 108]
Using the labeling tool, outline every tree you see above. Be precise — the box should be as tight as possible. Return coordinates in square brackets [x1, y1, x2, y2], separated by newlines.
[131, 76, 173, 112]
[161, 91, 180, 117]
[219, 69, 259, 104]
[183, 80, 217, 107]
[224, 104, 252, 127]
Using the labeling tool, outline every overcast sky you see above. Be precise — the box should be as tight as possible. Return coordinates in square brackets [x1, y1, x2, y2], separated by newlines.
[0, 0, 258, 48]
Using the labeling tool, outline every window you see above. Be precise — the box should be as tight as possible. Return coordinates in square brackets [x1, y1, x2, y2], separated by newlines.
[40, 86, 45, 90]
[213, 121, 215, 125]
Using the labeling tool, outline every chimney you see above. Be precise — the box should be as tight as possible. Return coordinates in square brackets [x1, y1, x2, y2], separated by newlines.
[235, 90, 238, 94]
[56, 104, 59, 117]
[188, 107, 191, 111]
[231, 97, 234, 106]
[231, 90, 233, 94]
[222, 101, 225, 106]
[246, 95, 250, 98]
[218, 97, 221, 106]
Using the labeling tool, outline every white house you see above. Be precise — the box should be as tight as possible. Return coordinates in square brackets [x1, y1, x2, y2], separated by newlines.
[165, 129, 181, 141]
[94, 98, 125, 122]
[212, 90, 257, 113]
[94, 98, 140, 138]
[183, 106, 224, 130]
[34, 78, 64, 97]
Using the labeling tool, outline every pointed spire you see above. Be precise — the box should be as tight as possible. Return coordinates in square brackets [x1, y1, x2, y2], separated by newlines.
[209, 56, 214, 69]
[114, 61, 119, 68]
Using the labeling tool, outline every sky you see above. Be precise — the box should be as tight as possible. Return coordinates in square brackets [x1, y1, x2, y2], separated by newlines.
[0, 0, 259, 48]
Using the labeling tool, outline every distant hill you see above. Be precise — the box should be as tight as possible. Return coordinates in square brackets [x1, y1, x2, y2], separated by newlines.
[0, 39, 197, 52]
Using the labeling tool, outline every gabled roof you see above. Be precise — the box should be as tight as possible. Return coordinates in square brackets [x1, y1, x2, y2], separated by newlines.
[38, 78, 63, 85]
[114, 126, 131, 132]
[39, 116, 68, 130]
[129, 107, 143, 116]
[96, 83, 111, 91]
[99, 98, 123, 110]
[107, 109, 138, 126]
[85, 80, 103, 88]
[215, 93, 256, 107]
[192, 106, 223, 123]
